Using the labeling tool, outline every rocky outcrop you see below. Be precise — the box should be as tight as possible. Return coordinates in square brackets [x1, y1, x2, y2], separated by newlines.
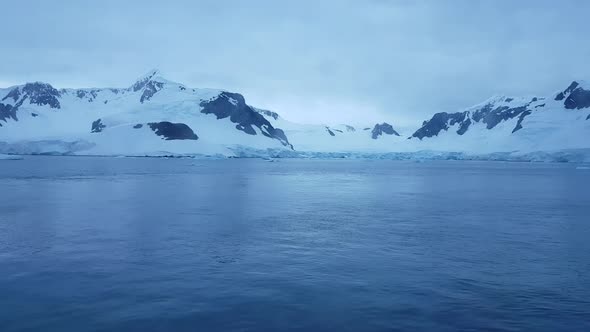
[412, 96, 543, 139]
[472, 105, 529, 130]
[371, 123, 400, 139]
[0, 83, 61, 126]
[2, 82, 61, 110]
[560, 82, 590, 110]
[129, 70, 166, 103]
[147, 122, 199, 140]
[555, 81, 578, 101]
[140, 81, 164, 103]
[412, 112, 471, 139]
[345, 125, 356, 132]
[131, 70, 160, 92]
[19, 83, 61, 109]
[200, 92, 292, 148]
[512, 110, 532, 133]
[0, 104, 17, 125]
[91, 119, 106, 133]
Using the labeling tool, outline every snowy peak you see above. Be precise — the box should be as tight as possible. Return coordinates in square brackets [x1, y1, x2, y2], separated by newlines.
[1, 82, 62, 125]
[1, 82, 61, 109]
[130, 69, 163, 91]
[128, 69, 172, 103]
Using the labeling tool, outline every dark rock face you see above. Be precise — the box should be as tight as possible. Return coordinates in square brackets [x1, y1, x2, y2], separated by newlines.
[147, 122, 198, 140]
[130, 71, 166, 103]
[412, 112, 469, 139]
[2, 88, 21, 102]
[456, 118, 472, 135]
[587, 114, 590, 120]
[21, 83, 61, 108]
[0, 103, 17, 125]
[554, 81, 590, 109]
[140, 81, 164, 103]
[413, 99, 537, 139]
[76, 89, 120, 102]
[0, 83, 61, 125]
[371, 123, 400, 139]
[89, 90, 98, 102]
[564, 87, 590, 110]
[555, 81, 578, 101]
[133, 124, 143, 129]
[76, 89, 101, 102]
[505, 98, 514, 103]
[326, 127, 335, 136]
[512, 110, 532, 133]
[91, 119, 106, 133]
[473, 105, 528, 130]
[132, 70, 159, 92]
[200, 92, 292, 148]
[31, 113, 38, 117]
[345, 125, 356, 132]
[555, 92, 565, 101]
[2, 83, 61, 112]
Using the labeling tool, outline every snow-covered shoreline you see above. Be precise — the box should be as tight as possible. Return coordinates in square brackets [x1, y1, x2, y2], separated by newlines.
[2, 147, 589, 163]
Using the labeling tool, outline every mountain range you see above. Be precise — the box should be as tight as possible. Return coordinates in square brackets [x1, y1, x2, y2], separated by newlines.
[1, 70, 589, 161]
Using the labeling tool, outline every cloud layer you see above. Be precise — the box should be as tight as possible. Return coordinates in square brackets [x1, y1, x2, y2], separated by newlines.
[1, 0, 589, 125]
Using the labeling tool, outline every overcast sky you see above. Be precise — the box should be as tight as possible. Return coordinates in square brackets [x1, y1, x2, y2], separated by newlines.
[1, 0, 589, 125]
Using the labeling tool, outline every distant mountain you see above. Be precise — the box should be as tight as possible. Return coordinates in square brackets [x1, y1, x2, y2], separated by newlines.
[406, 81, 590, 154]
[1, 71, 589, 159]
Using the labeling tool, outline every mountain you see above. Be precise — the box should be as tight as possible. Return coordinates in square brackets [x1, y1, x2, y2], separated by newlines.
[406, 81, 590, 154]
[0, 70, 293, 155]
[1, 71, 589, 160]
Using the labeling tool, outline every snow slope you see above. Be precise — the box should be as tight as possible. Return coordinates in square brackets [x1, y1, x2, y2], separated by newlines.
[406, 81, 590, 154]
[254, 109, 406, 152]
[0, 70, 290, 156]
[1, 71, 589, 159]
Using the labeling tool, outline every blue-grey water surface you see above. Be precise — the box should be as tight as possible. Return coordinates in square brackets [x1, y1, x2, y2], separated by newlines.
[0, 157, 589, 331]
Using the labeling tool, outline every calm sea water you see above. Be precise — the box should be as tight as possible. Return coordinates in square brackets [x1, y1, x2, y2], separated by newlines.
[0, 157, 589, 332]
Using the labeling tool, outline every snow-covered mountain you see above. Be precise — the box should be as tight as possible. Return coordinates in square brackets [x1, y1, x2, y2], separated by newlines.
[0, 70, 293, 155]
[406, 81, 590, 154]
[1, 70, 589, 160]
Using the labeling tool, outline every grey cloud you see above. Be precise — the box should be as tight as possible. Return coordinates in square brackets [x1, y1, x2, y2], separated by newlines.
[1, 0, 589, 125]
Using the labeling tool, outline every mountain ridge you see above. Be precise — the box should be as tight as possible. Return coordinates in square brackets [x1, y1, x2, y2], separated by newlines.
[1, 72, 589, 159]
